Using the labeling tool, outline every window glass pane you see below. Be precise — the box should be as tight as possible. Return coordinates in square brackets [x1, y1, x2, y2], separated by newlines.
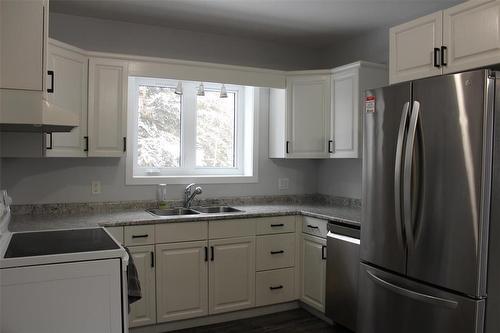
[196, 90, 236, 167]
[137, 85, 181, 168]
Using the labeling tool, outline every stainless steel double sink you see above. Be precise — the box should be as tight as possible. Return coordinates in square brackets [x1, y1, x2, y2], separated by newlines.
[147, 206, 243, 217]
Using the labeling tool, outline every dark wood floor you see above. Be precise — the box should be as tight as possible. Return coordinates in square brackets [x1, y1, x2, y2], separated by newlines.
[170, 309, 352, 333]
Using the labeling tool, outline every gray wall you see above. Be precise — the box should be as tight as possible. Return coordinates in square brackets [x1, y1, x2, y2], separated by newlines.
[49, 13, 326, 71]
[1, 89, 318, 204]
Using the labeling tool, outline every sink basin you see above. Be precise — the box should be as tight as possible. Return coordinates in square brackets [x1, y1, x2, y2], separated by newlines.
[193, 206, 243, 214]
[147, 207, 200, 216]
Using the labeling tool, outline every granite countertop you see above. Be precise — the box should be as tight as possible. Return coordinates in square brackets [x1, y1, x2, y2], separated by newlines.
[8, 203, 361, 232]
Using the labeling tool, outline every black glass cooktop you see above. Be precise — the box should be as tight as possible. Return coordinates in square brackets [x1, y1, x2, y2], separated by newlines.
[4, 228, 120, 258]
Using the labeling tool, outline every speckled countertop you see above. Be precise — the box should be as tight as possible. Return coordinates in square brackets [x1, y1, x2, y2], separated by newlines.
[8, 203, 361, 232]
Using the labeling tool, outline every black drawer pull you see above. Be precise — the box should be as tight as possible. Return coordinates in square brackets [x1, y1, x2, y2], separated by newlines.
[132, 234, 149, 239]
[307, 225, 319, 229]
[270, 223, 284, 227]
[270, 250, 284, 255]
[270, 285, 283, 290]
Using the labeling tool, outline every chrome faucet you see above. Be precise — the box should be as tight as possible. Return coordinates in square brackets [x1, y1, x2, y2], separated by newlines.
[184, 183, 203, 208]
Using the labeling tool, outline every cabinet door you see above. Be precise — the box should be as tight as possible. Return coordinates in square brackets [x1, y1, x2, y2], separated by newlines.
[0, 0, 47, 91]
[331, 68, 359, 158]
[443, 0, 500, 74]
[301, 234, 326, 312]
[88, 58, 128, 157]
[46, 42, 88, 157]
[128, 245, 156, 328]
[209, 237, 255, 314]
[287, 75, 331, 158]
[156, 241, 208, 323]
[389, 11, 443, 84]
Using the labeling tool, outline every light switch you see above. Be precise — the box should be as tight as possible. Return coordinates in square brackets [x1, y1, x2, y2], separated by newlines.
[91, 181, 101, 195]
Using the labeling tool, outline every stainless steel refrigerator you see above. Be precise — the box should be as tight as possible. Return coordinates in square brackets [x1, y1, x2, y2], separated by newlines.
[359, 69, 500, 333]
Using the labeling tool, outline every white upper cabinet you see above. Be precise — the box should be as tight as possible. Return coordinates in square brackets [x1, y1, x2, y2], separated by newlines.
[269, 72, 331, 159]
[331, 62, 386, 158]
[443, 0, 500, 74]
[390, 0, 500, 84]
[88, 57, 128, 157]
[0, 0, 48, 91]
[46, 40, 88, 157]
[389, 11, 443, 84]
[270, 63, 386, 159]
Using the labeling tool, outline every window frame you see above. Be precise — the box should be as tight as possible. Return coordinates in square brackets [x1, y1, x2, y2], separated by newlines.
[126, 76, 258, 185]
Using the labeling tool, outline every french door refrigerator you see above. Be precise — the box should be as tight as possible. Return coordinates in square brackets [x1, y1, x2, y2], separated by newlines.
[359, 69, 500, 333]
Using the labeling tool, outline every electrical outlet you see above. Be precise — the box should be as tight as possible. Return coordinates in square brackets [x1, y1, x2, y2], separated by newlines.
[91, 181, 101, 195]
[278, 178, 289, 190]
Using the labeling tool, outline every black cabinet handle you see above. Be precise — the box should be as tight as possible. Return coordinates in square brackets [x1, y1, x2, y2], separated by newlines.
[322, 245, 327, 260]
[270, 285, 283, 290]
[307, 225, 319, 229]
[270, 250, 284, 255]
[433, 48, 441, 68]
[441, 46, 448, 66]
[328, 140, 333, 153]
[270, 223, 284, 227]
[210, 246, 214, 261]
[123, 137, 127, 152]
[47, 70, 54, 93]
[84, 136, 89, 152]
[132, 234, 148, 239]
[286, 141, 290, 154]
[150, 251, 155, 267]
[46, 132, 53, 150]
[204, 246, 208, 262]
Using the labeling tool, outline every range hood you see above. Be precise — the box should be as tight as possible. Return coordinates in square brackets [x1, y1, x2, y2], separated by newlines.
[0, 89, 78, 132]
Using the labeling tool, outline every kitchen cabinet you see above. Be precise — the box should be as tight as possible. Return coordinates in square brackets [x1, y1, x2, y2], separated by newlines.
[88, 57, 128, 157]
[156, 241, 208, 323]
[442, 0, 500, 74]
[45, 40, 88, 157]
[128, 245, 156, 328]
[270, 63, 386, 159]
[0, 0, 48, 91]
[208, 236, 255, 314]
[331, 62, 386, 158]
[269, 72, 331, 159]
[301, 233, 327, 312]
[390, 0, 500, 84]
[389, 11, 443, 84]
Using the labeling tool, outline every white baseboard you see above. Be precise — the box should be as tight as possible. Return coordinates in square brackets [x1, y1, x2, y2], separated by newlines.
[130, 301, 300, 333]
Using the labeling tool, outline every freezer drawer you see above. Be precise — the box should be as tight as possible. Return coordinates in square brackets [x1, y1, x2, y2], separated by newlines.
[357, 263, 485, 333]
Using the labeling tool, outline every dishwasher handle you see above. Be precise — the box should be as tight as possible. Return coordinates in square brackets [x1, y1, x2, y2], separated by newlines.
[327, 231, 360, 245]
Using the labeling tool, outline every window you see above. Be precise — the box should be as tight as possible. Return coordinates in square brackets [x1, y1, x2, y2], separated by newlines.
[127, 77, 256, 184]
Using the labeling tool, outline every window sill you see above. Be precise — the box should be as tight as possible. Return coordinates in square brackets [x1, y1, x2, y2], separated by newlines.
[126, 174, 258, 185]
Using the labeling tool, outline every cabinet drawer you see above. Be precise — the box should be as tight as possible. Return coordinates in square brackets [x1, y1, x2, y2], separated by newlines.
[256, 216, 295, 235]
[302, 216, 328, 238]
[124, 225, 155, 246]
[155, 222, 208, 243]
[256, 234, 295, 271]
[256, 268, 295, 306]
[105, 226, 124, 245]
[209, 219, 255, 239]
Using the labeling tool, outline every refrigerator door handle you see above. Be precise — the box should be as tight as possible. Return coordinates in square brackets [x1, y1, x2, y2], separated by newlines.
[394, 102, 410, 248]
[367, 270, 458, 309]
[403, 101, 420, 249]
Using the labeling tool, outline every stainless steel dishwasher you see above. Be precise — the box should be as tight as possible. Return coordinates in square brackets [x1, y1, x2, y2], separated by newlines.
[325, 221, 360, 332]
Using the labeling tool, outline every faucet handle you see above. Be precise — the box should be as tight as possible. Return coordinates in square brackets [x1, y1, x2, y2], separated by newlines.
[185, 183, 196, 193]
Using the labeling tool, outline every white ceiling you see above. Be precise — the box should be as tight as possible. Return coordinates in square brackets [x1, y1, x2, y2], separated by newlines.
[50, 0, 464, 47]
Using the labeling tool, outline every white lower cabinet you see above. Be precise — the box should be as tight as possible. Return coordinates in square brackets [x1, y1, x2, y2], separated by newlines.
[156, 241, 209, 323]
[128, 245, 156, 328]
[208, 236, 255, 314]
[301, 234, 327, 312]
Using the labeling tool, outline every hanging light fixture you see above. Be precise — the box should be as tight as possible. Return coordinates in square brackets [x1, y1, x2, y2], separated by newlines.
[197, 82, 205, 96]
[220, 84, 228, 98]
[174, 81, 183, 95]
